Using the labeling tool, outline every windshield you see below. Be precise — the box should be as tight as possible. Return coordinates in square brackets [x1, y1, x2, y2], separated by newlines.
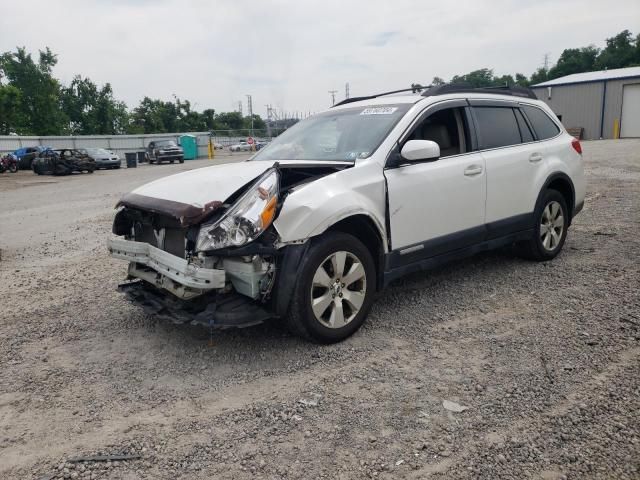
[155, 140, 177, 147]
[252, 104, 410, 162]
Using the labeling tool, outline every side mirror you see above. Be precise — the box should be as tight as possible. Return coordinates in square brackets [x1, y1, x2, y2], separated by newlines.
[400, 140, 440, 162]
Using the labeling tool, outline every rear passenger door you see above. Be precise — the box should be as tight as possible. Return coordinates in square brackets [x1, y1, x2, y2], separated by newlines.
[471, 101, 544, 237]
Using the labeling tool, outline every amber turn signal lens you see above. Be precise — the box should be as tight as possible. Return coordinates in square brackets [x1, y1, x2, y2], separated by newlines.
[260, 196, 277, 228]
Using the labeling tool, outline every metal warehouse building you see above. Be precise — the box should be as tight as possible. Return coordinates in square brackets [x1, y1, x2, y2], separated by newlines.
[531, 66, 640, 140]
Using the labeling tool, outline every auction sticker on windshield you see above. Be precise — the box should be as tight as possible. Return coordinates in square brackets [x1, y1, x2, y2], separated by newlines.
[360, 107, 398, 115]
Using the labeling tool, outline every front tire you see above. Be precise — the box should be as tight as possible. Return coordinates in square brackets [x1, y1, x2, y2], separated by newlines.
[286, 232, 376, 343]
[517, 189, 569, 261]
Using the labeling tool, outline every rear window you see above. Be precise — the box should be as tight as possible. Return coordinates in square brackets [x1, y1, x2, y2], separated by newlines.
[522, 105, 560, 140]
[474, 107, 521, 149]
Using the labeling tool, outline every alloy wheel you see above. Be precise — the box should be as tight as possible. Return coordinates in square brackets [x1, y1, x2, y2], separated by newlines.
[310, 251, 367, 329]
[540, 200, 564, 251]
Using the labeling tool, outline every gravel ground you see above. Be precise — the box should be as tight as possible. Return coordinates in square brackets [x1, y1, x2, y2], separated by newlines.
[0, 141, 638, 480]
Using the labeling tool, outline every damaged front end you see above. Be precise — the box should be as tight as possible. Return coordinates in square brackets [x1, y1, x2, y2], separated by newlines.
[108, 168, 279, 327]
[108, 163, 347, 328]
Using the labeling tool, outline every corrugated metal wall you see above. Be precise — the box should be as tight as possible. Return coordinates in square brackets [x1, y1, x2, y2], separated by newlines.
[532, 83, 604, 140]
[0, 132, 265, 157]
[533, 78, 640, 139]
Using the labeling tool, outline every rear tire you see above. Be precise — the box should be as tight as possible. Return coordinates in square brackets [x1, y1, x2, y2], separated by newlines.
[286, 232, 376, 343]
[516, 189, 569, 261]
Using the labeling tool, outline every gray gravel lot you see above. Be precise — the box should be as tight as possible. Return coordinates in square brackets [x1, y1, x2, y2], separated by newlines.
[0, 142, 639, 479]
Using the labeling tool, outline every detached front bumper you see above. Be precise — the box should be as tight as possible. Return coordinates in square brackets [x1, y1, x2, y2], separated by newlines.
[107, 238, 225, 291]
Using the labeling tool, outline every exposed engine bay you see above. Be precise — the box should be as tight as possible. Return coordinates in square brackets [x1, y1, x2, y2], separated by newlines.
[108, 162, 351, 328]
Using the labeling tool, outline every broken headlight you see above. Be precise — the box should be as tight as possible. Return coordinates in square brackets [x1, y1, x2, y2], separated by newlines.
[195, 169, 279, 251]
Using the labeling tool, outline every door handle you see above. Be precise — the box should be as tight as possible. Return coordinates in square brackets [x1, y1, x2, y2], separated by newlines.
[464, 165, 483, 176]
[529, 153, 543, 163]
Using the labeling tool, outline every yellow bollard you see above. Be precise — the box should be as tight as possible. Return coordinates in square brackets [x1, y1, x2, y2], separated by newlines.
[208, 139, 214, 159]
[613, 119, 620, 139]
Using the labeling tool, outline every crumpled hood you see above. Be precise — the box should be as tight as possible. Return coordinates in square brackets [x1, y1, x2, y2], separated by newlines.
[117, 161, 273, 226]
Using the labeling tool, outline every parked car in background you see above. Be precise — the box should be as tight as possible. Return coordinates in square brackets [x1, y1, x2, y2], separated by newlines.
[32, 148, 96, 175]
[255, 141, 270, 151]
[12, 146, 51, 170]
[213, 142, 224, 150]
[229, 141, 251, 152]
[145, 140, 184, 164]
[79, 147, 121, 169]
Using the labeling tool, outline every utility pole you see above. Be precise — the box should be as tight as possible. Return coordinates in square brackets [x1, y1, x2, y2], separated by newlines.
[345, 82, 350, 100]
[265, 104, 273, 137]
[543, 53, 550, 71]
[328, 90, 337, 106]
[246, 95, 253, 136]
[237, 101, 243, 116]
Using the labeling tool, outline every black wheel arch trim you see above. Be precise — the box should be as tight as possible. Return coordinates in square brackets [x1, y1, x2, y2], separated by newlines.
[271, 242, 311, 317]
[539, 172, 576, 223]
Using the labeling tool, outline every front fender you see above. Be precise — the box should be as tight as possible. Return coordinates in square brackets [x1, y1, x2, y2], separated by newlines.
[273, 162, 388, 250]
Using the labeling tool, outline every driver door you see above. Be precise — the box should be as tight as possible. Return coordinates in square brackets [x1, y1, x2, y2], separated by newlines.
[384, 101, 486, 263]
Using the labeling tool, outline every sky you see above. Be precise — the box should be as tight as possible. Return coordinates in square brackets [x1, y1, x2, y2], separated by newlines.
[1, 0, 639, 118]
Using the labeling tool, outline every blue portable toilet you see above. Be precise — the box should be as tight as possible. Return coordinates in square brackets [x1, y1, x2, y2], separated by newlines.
[179, 135, 198, 160]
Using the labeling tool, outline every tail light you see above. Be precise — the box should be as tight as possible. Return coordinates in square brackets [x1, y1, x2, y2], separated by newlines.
[571, 138, 582, 155]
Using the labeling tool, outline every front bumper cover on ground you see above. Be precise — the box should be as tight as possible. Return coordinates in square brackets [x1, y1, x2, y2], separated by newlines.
[107, 238, 225, 290]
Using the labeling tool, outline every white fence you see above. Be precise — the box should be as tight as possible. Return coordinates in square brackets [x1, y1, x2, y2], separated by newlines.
[0, 132, 270, 158]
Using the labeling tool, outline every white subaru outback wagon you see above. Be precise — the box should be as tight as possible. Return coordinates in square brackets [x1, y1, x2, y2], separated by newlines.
[108, 84, 585, 343]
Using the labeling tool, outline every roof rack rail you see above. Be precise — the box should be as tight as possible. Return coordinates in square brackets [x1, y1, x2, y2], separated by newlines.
[333, 86, 427, 107]
[331, 82, 537, 108]
[421, 83, 538, 100]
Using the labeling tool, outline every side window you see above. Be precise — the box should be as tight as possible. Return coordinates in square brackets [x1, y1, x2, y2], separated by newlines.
[514, 109, 534, 143]
[473, 107, 521, 149]
[522, 105, 560, 140]
[409, 107, 470, 157]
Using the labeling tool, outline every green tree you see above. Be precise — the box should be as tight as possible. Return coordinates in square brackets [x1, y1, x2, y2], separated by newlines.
[515, 73, 530, 87]
[94, 83, 129, 134]
[215, 111, 244, 130]
[0, 84, 22, 134]
[548, 46, 599, 79]
[61, 76, 99, 134]
[243, 114, 266, 131]
[0, 47, 67, 135]
[129, 97, 179, 133]
[202, 109, 217, 130]
[451, 68, 494, 87]
[595, 30, 637, 69]
[493, 74, 515, 86]
[530, 67, 549, 85]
